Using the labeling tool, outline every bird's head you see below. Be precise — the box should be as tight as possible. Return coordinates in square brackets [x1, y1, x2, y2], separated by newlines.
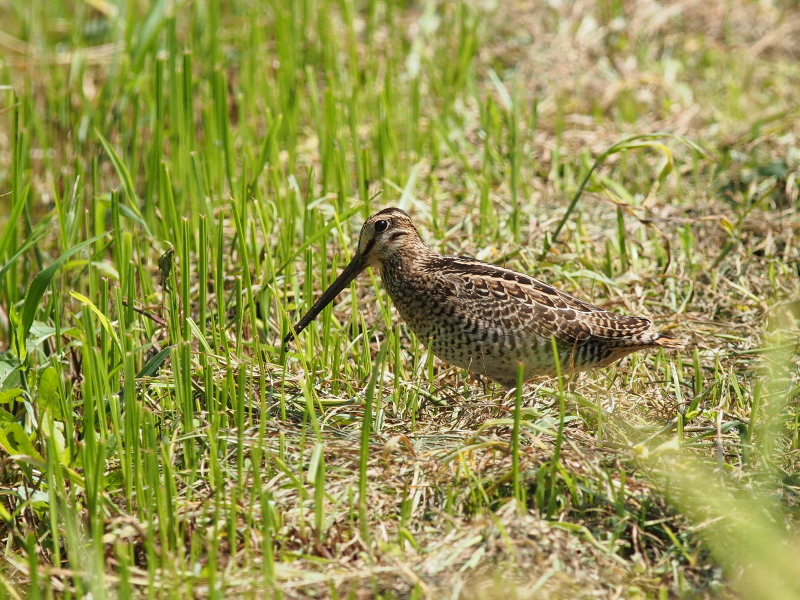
[356, 207, 425, 268]
[283, 207, 425, 345]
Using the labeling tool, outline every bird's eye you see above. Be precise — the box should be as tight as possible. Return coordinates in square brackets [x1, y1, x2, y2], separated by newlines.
[374, 219, 389, 233]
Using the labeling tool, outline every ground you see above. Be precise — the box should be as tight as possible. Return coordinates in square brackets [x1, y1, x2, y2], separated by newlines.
[0, 0, 798, 598]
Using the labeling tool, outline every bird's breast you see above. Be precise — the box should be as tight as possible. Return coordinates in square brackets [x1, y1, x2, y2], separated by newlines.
[380, 264, 556, 382]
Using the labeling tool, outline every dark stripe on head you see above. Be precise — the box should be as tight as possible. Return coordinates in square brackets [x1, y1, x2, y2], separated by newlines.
[387, 230, 409, 243]
[372, 207, 410, 219]
[360, 237, 376, 258]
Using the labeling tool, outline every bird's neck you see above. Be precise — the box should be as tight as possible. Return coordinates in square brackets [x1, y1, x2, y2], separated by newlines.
[380, 240, 437, 279]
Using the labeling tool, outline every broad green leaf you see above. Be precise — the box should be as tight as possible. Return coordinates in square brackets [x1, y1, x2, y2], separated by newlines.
[0, 360, 20, 390]
[9, 302, 26, 363]
[19, 233, 107, 351]
[16, 487, 51, 518]
[0, 422, 43, 462]
[38, 366, 66, 420]
[41, 412, 69, 466]
[0, 389, 24, 404]
[28, 321, 59, 348]
[136, 346, 172, 379]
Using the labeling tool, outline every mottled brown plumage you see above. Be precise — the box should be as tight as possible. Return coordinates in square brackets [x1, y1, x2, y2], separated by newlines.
[284, 208, 682, 387]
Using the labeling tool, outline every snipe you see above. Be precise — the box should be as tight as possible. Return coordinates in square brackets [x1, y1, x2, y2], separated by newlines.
[284, 208, 682, 387]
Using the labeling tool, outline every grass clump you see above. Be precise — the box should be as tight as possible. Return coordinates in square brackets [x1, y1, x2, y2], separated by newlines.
[0, 0, 798, 598]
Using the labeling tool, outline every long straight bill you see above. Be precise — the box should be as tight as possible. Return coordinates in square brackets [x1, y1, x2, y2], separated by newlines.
[283, 253, 367, 346]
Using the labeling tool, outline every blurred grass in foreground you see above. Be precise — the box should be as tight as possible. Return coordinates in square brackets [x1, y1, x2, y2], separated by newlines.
[0, 0, 798, 598]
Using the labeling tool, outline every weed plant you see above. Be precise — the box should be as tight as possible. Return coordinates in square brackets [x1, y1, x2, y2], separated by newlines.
[0, 1, 798, 598]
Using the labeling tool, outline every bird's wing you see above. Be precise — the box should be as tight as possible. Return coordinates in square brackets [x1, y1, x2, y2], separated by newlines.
[433, 257, 652, 346]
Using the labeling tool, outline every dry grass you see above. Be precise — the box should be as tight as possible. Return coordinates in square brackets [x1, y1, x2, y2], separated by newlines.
[1, 0, 798, 598]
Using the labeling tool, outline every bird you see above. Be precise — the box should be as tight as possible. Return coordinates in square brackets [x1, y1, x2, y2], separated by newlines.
[283, 207, 682, 387]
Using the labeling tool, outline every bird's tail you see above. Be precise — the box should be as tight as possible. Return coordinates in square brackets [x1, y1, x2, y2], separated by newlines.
[653, 333, 684, 349]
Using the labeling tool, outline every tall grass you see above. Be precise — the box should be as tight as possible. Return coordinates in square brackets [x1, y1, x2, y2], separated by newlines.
[0, 0, 798, 598]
